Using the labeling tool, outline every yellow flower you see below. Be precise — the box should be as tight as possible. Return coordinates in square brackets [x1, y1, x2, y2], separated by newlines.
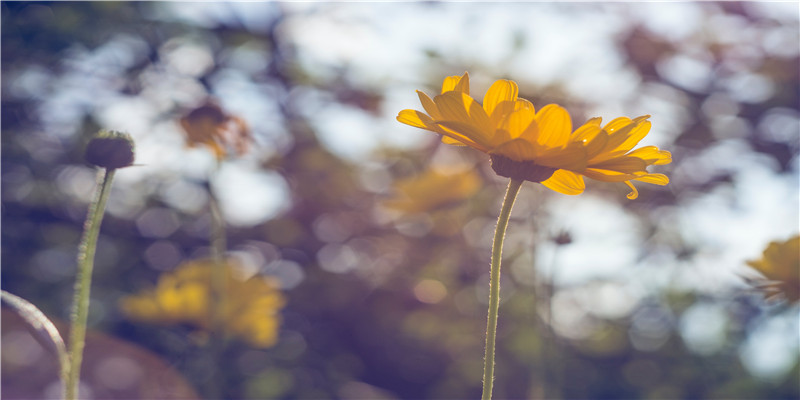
[746, 235, 800, 303]
[120, 258, 285, 348]
[397, 72, 671, 199]
[179, 101, 251, 160]
[383, 168, 482, 213]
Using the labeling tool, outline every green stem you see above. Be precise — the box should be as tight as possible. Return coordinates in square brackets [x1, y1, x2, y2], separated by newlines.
[482, 178, 523, 400]
[66, 168, 115, 400]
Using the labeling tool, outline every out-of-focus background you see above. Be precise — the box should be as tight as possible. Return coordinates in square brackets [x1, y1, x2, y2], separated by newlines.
[2, 2, 798, 399]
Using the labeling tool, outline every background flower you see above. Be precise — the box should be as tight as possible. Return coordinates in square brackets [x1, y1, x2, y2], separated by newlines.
[746, 235, 800, 303]
[120, 258, 285, 349]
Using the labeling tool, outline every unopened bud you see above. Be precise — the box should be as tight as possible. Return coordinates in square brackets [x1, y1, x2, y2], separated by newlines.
[85, 130, 135, 169]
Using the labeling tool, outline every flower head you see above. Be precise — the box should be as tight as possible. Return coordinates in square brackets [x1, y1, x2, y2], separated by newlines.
[85, 130, 135, 169]
[397, 72, 671, 199]
[120, 258, 285, 348]
[179, 101, 251, 160]
[745, 235, 800, 303]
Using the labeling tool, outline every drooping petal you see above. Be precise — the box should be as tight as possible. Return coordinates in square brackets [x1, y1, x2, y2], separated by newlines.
[483, 79, 519, 118]
[535, 104, 572, 148]
[624, 181, 639, 200]
[541, 170, 586, 195]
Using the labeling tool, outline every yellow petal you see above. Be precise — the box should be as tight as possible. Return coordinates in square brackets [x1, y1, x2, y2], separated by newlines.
[434, 91, 493, 138]
[610, 119, 651, 154]
[491, 99, 534, 129]
[628, 146, 672, 166]
[541, 170, 586, 195]
[490, 138, 537, 161]
[535, 104, 572, 148]
[634, 173, 669, 185]
[591, 156, 648, 174]
[442, 136, 467, 146]
[483, 79, 519, 118]
[501, 106, 536, 140]
[417, 91, 441, 119]
[602, 117, 632, 133]
[583, 168, 640, 182]
[441, 72, 470, 94]
[589, 122, 639, 163]
[624, 181, 639, 200]
[536, 142, 588, 171]
[397, 109, 436, 130]
[572, 123, 606, 159]
[436, 120, 491, 152]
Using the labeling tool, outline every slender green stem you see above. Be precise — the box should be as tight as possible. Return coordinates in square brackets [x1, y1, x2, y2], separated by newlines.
[482, 178, 523, 400]
[66, 168, 115, 400]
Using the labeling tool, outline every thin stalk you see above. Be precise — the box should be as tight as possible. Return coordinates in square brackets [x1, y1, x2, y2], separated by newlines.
[482, 178, 523, 400]
[66, 168, 116, 400]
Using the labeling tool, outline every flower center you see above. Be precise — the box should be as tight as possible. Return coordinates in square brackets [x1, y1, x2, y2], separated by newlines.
[489, 154, 557, 183]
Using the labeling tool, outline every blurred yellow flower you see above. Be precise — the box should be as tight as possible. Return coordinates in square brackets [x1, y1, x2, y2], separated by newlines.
[746, 235, 800, 303]
[397, 72, 671, 199]
[120, 258, 285, 348]
[179, 101, 251, 160]
[383, 168, 481, 213]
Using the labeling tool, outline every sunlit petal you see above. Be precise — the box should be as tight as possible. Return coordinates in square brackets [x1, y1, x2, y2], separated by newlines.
[634, 173, 669, 185]
[417, 91, 441, 120]
[541, 170, 586, 195]
[591, 157, 648, 174]
[483, 79, 519, 117]
[441, 72, 470, 94]
[535, 104, 572, 148]
[610, 118, 651, 153]
[397, 109, 436, 130]
[628, 146, 672, 165]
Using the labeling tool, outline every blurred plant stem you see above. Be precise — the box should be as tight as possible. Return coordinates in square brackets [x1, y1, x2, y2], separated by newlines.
[207, 168, 228, 399]
[2, 290, 70, 391]
[482, 178, 523, 400]
[66, 168, 116, 400]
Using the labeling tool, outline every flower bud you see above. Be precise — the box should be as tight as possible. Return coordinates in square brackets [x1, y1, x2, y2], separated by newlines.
[85, 130, 135, 169]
